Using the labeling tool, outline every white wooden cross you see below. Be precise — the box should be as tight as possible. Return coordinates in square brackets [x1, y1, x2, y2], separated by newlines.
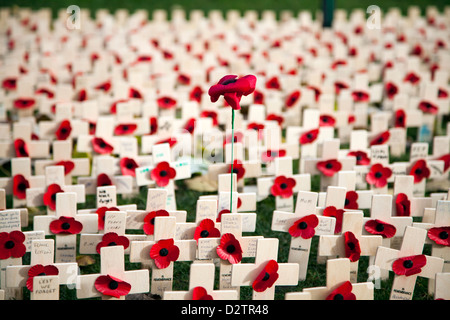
[434, 273, 450, 300]
[33, 192, 98, 263]
[76, 116, 122, 156]
[318, 211, 383, 282]
[230, 238, 299, 300]
[163, 262, 239, 300]
[0, 209, 45, 300]
[0, 157, 46, 209]
[337, 170, 373, 210]
[197, 213, 263, 291]
[135, 142, 191, 210]
[0, 121, 50, 159]
[76, 245, 150, 300]
[257, 156, 311, 212]
[363, 194, 413, 279]
[34, 140, 90, 186]
[6, 239, 78, 300]
[129, 216, 197, 298]
[302, 138, 356, 191]
[77, 155, 134, 197]
[26, 165, 86, 215]
[286, 258, 374, 300]
[271, 190, 336, 280]
[374, 226, 444, 300]
[78, 210, 147, 257]
[412, 200, 450, 293]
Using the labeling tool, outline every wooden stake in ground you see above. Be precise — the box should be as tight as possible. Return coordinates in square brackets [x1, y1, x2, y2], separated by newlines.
[76, 245, 149, 300]
[163, 263, 239, 300]
[231, 238, 299, 300]
[271, 190, 335, 280]
[374, 226, 444, 300]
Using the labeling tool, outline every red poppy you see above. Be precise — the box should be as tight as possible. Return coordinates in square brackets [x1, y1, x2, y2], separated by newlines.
[323, 206, 344, 234]
[149, 116, 158, 135]
[437, 154, 450, 172]
[224, 131, 243, 146]
[366, 163, 392, 188]
[129, 87, 142, 99]
[208, 74, 257, 110]
[344, 231, 361, 262]
[261, 149, 286, 162]
[325, 281, 356, 300]
[94, 80, 112, 92]
[252, 260, 279, 293]
[288, 214, 319, 239]
[270, 175, 296, 198]
[285, 90, 301, 108]
[54, 160, 75, 176]
[96, 206, 120, 231]
[331, 59, 347, 69]
[200, 110, 219, 126]
[150, 238, 180, 269]
[438, 88, 448, 99]
[114, 123, 137, 136]
[43, 183, 64, 211]
[403, 72, 421, 85]
[189, 86, 203, 103]
[119, 157, 138, 177]
[55, 120, 72, 140]
[216, 209, 230, 223]
[364, 219, 396, 238]
[369, 130, 390, 146]
[13, 98, 35, 109]
[13, 174, 30, 199]
[2, 77, 16, 90]
[317, 159, 342, 177]
[392, 254, 427, 276]
[150, 161, 176, 187]
[194, 219, 220, 243]
[157, 96, 177, 109]
[192, 286, 213, 300]
[334, 81, 349, 94]
[253, 90, 264, 104]
[216, 233, 243, 264]
[183, 117, 196, 134]
[266, 113, 284, 126]
[88, 121, 96, 135]
[0, 230, 26, 259]
[228, 160, 246, 181]
[75, 89, 87, 102]
[96, 232, 130, 254]
[177, 73, 190, 85]
[26, 264, 59, 291]
[94, 274, 131, 298]
[247, 122, 265, 140]
[319, 114, 336, 127]
[344, 191, 359, 209]
[308, 85, 322, 102]
[35, 88, 54, 98]
[394, 193, 411, 217]
[409, 159, 430, 183]
[352, 90, 370, 102]
[395, 109, 406, 128]
[265, 76, 281, 90]
[156, 137, 178, 148]
[92, 137, 114, 154]
[427, 227, 450, 246]
[385, 82, 398, 99]
[347, 150, 370, 166]
[418, 100, 438, 114]
[143, 210, 170, 235]
[299, 128, 319, 145]
[14, 138, 29, 157]
[97, 173, 113, 187]
[49, 216, 83, 235]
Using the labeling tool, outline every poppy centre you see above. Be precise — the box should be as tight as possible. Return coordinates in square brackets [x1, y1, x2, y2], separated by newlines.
[4, 240, 15, 249]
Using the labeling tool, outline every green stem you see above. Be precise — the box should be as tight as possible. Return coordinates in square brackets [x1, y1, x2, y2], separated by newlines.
[230, 108, 235, 212]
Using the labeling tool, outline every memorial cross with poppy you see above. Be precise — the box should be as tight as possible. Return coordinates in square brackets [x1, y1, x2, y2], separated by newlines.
[373, 226, 444, 300]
